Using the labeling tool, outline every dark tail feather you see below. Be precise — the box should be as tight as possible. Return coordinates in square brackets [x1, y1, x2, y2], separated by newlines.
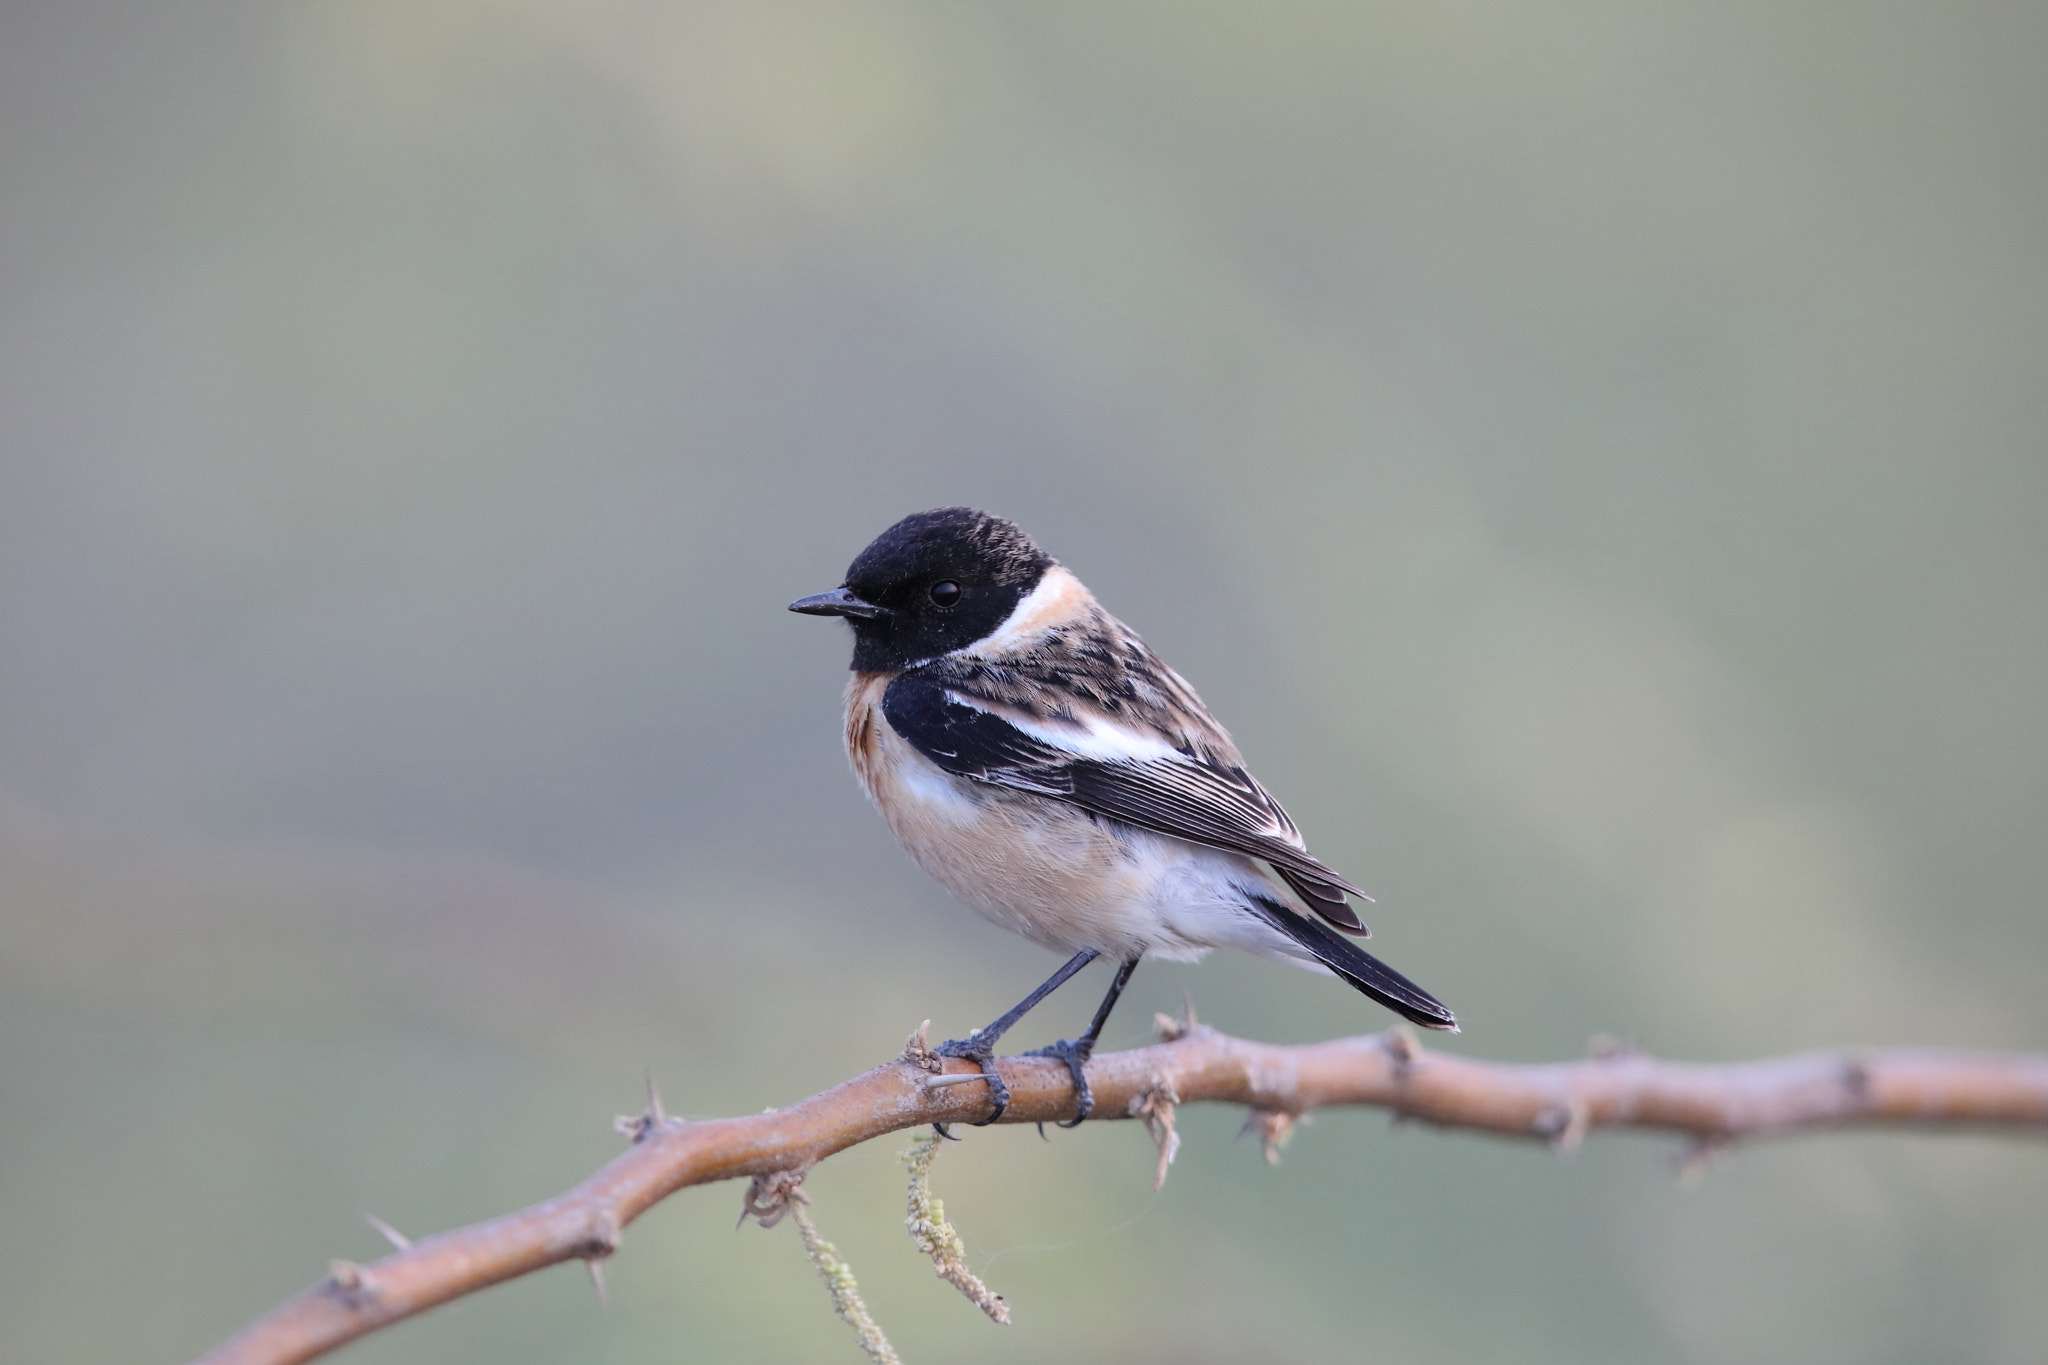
[1250, 896, 1458, 1032]
[1275, 865, 1371, 935]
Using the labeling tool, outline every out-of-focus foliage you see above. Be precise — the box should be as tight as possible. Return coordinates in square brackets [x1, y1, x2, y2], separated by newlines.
[2, 2, 2044, 1362]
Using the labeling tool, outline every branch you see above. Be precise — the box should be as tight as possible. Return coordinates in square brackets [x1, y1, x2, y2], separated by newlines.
[193, 1023, 2048, 1365]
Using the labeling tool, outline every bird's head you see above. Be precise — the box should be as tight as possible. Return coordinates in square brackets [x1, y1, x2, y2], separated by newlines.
[789, 507, 1055, 671]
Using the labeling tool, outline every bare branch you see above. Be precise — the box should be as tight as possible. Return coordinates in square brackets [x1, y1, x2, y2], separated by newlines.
[192, 1027, 2048, 1365]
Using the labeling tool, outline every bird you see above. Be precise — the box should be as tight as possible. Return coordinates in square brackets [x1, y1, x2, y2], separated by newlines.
[790, 507, 1455, 1127]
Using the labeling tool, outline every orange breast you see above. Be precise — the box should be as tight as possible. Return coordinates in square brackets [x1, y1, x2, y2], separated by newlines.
[843, 670, 894, 800]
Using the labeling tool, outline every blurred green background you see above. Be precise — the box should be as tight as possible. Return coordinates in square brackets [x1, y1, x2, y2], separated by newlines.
[3, 2, 2045, 1362]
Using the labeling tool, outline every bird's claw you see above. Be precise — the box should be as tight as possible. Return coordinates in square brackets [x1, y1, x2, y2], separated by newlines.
[934, 1034, 1011, 1125]
[1024, 1036, 1095, 1126]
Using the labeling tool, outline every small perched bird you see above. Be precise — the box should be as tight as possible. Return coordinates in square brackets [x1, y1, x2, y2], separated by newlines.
[791, 508, 1455, 1125]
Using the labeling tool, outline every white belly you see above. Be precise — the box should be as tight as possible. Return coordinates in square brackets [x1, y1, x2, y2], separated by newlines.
[850, 690, 1313, 966]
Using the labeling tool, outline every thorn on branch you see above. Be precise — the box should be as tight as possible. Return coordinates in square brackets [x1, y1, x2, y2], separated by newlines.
[1153, 992, 1199, 1042]
[739, 1169, 810, 1230]
[581, 1210, 622, 1260]
[1841, 1054, 1874, 1108]
[1586, 1033, 1638, 1060]
[923, 1071, 992, 1090]
[325, 1260, 373, 1305]
[614, 1073, 672, 1144]
[903, 1020, 941, 1073]
[575, 1210, 623, 1308]
[1383, 1025, 1421, 1076]
[360, 1211, 410, 1251]
[646, 1072, 667, 1124]
[902, 1132, 1010, 1325]
[1239, 1109, 1299, 1166]
[1674, 1134, 1730, 1187]
[1535, 1099, 1592, 1153]
[1132, 1078, 1182, 1192]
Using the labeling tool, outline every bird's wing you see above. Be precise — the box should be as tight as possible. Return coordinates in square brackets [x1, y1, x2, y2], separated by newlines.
[881, 673, 1371, 933]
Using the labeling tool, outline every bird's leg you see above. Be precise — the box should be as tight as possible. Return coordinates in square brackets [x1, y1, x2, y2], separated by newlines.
[936, 949, 1098, 1126]
[1025, 957, 1139, 1127]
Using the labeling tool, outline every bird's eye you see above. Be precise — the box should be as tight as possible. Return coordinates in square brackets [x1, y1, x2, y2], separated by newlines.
[928, 580, 962, 607]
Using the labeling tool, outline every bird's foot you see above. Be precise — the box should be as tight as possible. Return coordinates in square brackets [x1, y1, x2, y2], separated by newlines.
[1024, 1036, 1095, 1127]
[934, 1031, 1011, 1126]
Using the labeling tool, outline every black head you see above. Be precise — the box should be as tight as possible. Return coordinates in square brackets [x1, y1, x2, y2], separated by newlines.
[789, 507, 1055, 671]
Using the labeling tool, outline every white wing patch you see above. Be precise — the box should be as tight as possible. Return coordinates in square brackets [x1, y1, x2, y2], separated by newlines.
[953, 690, 1184, 764]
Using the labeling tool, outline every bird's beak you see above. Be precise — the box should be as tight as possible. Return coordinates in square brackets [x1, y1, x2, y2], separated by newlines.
[788, 587, 889, 620]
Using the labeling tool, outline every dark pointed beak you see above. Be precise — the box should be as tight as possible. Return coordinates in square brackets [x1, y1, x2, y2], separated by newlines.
[788, 587, 889, 620]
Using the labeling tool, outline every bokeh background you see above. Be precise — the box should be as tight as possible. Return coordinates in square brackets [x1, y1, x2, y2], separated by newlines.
[4, 2, 2045, 1362]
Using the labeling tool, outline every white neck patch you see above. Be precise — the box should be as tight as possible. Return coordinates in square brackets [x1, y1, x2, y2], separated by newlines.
[960, 564, 1093, 658]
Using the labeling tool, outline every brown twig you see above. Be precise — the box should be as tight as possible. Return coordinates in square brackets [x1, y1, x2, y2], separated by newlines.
[192, 1027, 2048, 1365]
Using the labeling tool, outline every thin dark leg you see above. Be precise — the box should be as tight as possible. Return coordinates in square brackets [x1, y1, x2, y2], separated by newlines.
[961, 950, 1100, 1052]
[935, 949, 1098, 1126]
[1078, 958, 1139, 1046]
[1026, 957, 1139, 1127]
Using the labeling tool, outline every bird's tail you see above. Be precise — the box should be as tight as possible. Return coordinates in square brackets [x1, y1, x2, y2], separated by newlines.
[1249, 895, 1458, 1032]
